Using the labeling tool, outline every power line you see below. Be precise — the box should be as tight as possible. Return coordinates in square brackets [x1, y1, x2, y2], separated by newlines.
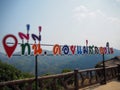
[6, 42, 79, 47]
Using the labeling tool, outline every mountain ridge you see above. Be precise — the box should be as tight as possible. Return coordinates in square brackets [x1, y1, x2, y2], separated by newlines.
[0, 49, 120, 75]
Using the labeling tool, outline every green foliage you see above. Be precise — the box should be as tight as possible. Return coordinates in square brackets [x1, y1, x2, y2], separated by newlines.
[61, 69, 74, 85]
[42, 73, 52, 76]
[61, 68, 72, 73]
[95, 62, 103, 68]
[0, 60, 33, 82]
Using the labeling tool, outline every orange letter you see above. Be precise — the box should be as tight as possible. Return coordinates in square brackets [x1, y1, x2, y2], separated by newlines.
[99, 47, 104, 54]
[32, 43, 42, 56]
[53, 44, 61, 55]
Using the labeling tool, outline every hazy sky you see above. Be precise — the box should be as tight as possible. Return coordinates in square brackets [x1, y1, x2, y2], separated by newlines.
[0, 0, 120, 52]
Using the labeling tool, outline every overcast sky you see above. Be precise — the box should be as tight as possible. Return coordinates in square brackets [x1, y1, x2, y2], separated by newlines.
[0, 0, 120, 53]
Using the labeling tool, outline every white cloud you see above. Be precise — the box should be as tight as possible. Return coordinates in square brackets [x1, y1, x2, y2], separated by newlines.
[72, 5, 120, 49]
[73, 5, 120, 24]
[116, 0, 120, 2]
[73, 5, 97, 19]
[108, 16, 120, 23]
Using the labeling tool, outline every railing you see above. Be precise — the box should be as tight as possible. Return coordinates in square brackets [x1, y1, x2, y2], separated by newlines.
[0, 65, 120, 90]
[76, 65, 119, 89]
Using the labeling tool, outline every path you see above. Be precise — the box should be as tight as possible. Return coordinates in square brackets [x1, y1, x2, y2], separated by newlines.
[80, 80, 120, 90]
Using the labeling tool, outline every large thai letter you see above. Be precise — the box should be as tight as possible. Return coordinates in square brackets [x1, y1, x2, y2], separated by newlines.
[94, 46, 99, 54]
[77, 46, 82, 54]
[103, 47, 107, 54]
[106, 42, 110, 54]
[21, 43, 31, 55]
[70, 45, 76, 54]
[89, 45, 94, 54]
[99, 47, 104, 54]
[110, 48, 114, 54]
[31, 34, 41, 42]
[18, 24, 30, 41]
[83, 46, 88, 54]
[62, 45, 69, 55]
[18, 32, 29, 40]
[53, 44, 61, 55]
[31, 26, 42, 42]
[32, 43, 42, 56]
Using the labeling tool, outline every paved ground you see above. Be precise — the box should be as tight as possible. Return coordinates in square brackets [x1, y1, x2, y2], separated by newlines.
[80, 80, 120, 90]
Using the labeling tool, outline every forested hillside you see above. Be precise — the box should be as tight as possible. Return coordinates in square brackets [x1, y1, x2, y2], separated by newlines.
[0, 60, 33, 82]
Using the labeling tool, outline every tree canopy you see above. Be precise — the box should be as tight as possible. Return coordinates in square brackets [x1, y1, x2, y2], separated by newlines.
[0, 60, 33, 82]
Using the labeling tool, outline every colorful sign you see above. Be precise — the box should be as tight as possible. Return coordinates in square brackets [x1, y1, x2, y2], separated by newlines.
[2, 24, 114, 58]
[53, 43, 114, 55]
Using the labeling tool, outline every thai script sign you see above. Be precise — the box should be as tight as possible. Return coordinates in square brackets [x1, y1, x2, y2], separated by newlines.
[2, 24, 114, 58]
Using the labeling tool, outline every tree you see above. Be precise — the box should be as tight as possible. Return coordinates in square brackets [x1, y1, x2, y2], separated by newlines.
[0, 60, 33, 82]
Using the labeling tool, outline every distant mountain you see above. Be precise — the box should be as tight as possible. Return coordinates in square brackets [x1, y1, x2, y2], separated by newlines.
[0, 49, 120, 76]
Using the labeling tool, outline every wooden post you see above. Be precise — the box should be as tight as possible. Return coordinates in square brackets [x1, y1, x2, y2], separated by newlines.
[100, 54, 106, 85]
[35, 55, 38, 90]
[74, 69, 79, 90]
[103, 54, 106, 84]
[117, 64, 120, 81]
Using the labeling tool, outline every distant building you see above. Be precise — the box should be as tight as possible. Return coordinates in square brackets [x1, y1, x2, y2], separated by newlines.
[95, 56, 120, 68]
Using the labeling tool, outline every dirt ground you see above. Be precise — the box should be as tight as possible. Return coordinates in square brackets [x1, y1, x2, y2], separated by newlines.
[80, 80, 120, 90]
